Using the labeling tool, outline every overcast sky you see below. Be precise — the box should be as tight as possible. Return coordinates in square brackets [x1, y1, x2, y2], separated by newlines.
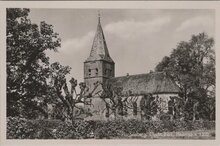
[29, 9, 214, 82]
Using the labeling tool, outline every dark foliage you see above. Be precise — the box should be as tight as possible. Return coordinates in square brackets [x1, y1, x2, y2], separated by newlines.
[155, 33, 215, 121]
[7, 8, 61, 118]
[7, 117, 215, 139]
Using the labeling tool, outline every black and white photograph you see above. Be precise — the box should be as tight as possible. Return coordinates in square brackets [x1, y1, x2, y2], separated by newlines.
[0, 1, 218, 143]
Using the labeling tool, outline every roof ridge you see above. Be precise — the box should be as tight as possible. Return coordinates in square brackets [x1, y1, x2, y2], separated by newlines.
[110, 72, 164, 79]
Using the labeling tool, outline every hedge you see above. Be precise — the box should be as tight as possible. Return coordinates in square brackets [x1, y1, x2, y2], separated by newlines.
[7, 117, 215, 139]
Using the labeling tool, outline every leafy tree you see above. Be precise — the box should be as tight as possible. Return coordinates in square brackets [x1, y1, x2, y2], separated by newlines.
[7, 8, 61, 118]
[155, 32, 215, 120]
[155, 56, 170, 73]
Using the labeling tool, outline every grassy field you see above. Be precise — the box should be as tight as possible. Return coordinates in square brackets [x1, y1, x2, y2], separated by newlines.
[127, 130, 215, 139]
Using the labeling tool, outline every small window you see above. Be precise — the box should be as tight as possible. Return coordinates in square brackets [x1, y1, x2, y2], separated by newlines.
[95, 68, 98, 75]
[133, 102, 137, 116]
[168, 98, 175, 115]
[105, 103, 110, 118]
[88, 69, 91, 76]
[109, 70, 112, 76]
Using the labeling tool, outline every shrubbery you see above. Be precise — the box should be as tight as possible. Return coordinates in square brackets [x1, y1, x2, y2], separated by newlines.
[7, 117, 35, 139]
[7, 117, 215, 139]
[7, 117, 62, 139]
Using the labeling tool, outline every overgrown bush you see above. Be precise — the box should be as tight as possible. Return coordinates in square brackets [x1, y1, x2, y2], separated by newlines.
[7, 117, 61, 139]
[7, 117, 35, 139]
[7, 117, 215, 139]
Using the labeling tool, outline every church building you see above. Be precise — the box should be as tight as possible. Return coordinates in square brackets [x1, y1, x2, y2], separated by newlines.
[84, 15, 180, 120]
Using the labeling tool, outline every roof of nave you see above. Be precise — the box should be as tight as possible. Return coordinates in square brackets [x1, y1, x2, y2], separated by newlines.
[106, 72, 181, 96]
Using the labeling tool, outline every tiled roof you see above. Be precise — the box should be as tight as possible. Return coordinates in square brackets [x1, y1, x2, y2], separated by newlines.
[106, 72, 180, 96]
[85, 19, 114, 63]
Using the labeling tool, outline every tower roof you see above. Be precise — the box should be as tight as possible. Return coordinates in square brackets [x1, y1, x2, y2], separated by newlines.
[85, 14, 114, 63]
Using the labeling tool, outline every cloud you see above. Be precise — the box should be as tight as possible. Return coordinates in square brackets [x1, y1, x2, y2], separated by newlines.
[46, 14, 214, 82]
[46, 31, 95, 82]
[176, 16, 213, 33]
[60, 31, 95, 54]
[104, 16, 171, 40]
[59, 16, 171, 57]
[49, 16, 171, 80]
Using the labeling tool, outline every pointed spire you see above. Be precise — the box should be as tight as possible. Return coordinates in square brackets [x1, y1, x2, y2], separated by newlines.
[98, 10, 101, 23]
[86, 12, 114, 63]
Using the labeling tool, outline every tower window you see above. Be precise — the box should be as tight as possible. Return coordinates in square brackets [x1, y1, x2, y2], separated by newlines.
[88, 69, 91, 76]
[95, 68, 98, 75]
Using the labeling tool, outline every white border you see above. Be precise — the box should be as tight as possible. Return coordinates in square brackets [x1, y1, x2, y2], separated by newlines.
[0, 1, 219, 146]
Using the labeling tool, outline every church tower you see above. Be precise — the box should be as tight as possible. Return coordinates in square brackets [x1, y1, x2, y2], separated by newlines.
[84, 14, 115, 92]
